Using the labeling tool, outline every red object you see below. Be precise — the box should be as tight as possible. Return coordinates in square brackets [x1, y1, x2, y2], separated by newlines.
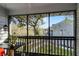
[0, 48, 5, 56]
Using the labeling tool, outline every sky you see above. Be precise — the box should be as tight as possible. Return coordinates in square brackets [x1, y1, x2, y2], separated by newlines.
[41, 15, 73, 29]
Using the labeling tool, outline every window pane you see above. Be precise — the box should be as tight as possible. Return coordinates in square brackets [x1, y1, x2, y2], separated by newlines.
[28, 14, 48, 36]
[50, 12, 74, 36]
[9, 16, 27, 36]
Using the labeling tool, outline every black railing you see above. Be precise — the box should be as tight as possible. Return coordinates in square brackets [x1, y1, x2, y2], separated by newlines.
[9, 36, 75, 56]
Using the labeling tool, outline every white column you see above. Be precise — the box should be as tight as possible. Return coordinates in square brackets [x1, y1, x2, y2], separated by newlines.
[77, 4, 79, 56]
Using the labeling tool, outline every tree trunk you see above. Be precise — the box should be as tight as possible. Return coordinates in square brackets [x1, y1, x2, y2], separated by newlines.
[34, 27, 36, 35]
[33, 27, 39, 36]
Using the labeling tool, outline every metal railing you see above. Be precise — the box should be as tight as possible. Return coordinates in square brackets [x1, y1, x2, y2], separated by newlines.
[9, 36, 75, 56]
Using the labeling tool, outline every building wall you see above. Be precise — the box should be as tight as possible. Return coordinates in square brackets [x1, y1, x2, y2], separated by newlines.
[0, 6, 8, 28]
[0, 5, 9, 48]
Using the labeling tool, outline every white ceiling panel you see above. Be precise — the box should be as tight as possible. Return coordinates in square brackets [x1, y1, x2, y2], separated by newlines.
[0, 3, 77, 15]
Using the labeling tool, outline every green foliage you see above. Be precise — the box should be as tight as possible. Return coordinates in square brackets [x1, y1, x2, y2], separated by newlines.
[28, 14, 44, 35]
[28, 15, 44, 27]
[64, 17, 73, 24]
[15, 16, 26, 27]
[9, 36, 17, 45]
[17, 23, 25, 27]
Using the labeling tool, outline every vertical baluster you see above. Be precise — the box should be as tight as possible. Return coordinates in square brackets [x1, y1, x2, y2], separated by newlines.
[74, 39, 75, 56]
[58, 39, 60, 55]
[27, 36, 29, 55]
[45, 39, 48, 54]
[40, 38, 41, 53]
[25, 38, 26, 55]
[31, 39, 33, 52]
[56, 38, 58, 55]
[22, 38, 23, 53]
[20, 38, 24, 53]
[20, 38, 21, 52]
[21, 38, 22, 53]
[54, 39, 55, 55]
[38, 39, 39, 53]
[69, 39, 70, 56]
[52, 39, 54, 55]
[33, 39, 34, 53]
[26, 39, 27, 53]
[40, 38, 41, 54]
[71, 39, 73, 56]
[29, 39, 30, 52]
[43, 37, 44, 54]
[72, 40, 73, 56]
[50, 39, 51, 55]
[70, 39, 72, 56]
[16, 38, 20, 53]
[67, 39, 69, 56]
[19, 38, 20, 52]
[53, 39, 55, 55]
[58, 39, 60, 56]
[28, 38, 29, 54]
[55, 39, 56, 55]
[60, 38, 62, 56]
[34, 39, 35, 53]
[57, 39, 59, 55]
[35, 39, 36, 53]
[31, 39, 32, 55]
[26, 37, 28, 55]
[55, 39, 57, 55]
[72, 39, 74, 56]
[24, 38, 26, 56]
[73, 40, 74, 56]
[18, 37, 19, 53]
[38, 38, 40, 53]
[32, 38, 33, 52]
[64, 39, 65, 56]
[47, 40, 49, 54]
[22, 39, 24, 56]
[29, 39, 30, 53]
[25, 38, 27, 52]
[61, 38, 63, 56]
[17, 37, 18, 52]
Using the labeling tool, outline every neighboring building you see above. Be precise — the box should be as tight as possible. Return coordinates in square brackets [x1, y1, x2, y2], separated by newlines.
[50, 18, 73, 36]
[44, 18, 74, 36]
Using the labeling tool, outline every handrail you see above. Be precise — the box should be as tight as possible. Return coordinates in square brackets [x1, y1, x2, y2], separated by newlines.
[12, 36, 75, 40]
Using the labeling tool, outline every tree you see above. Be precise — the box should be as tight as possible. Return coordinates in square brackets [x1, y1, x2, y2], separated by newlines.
[15, 16, 26, 27]
[64, 17, 73, 24]
[28, 15, 44, 35]
[14, 15, 44, 35]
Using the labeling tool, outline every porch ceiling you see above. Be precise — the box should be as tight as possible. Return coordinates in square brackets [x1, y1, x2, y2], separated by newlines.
[0, 3, 77, 15]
